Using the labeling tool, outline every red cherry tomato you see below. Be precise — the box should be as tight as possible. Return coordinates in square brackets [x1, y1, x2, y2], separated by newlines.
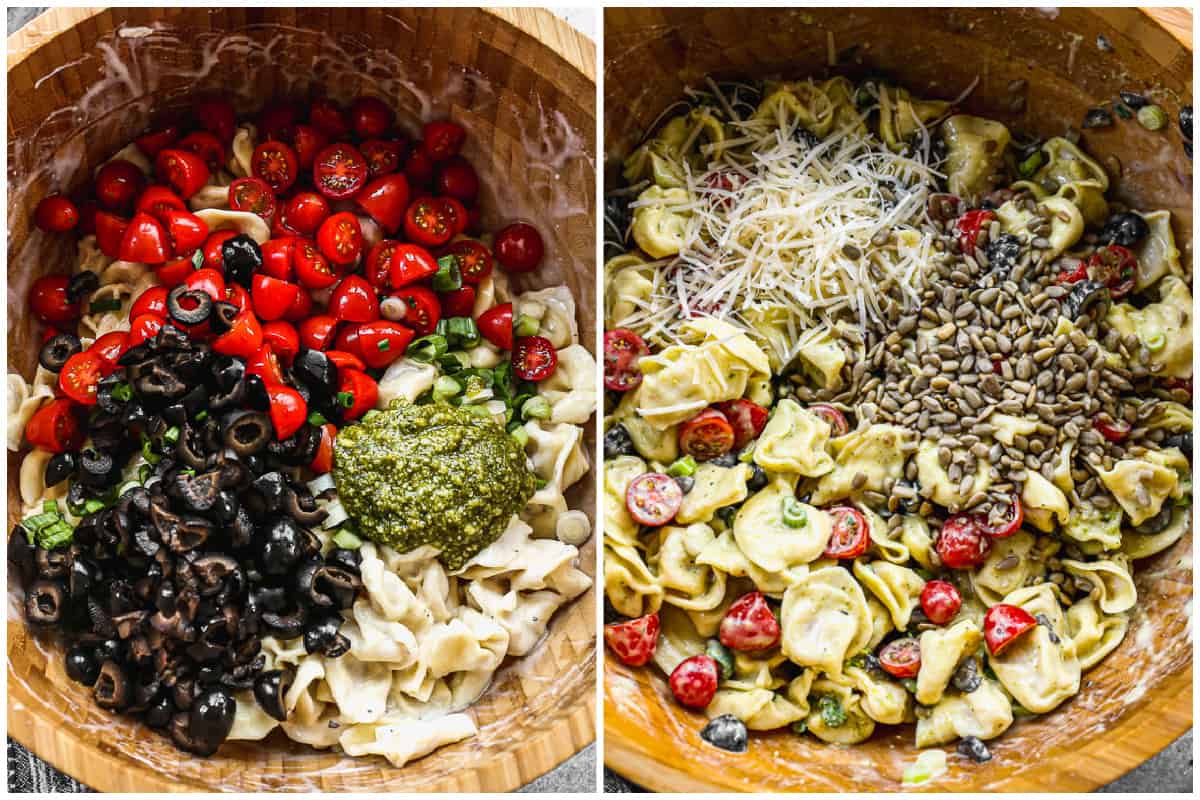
[439, 196, 469, 237]
[194, 96, 236, 143]
[435, 156, 479, 202]
[603, 328, 648, 392]
[282, 283, 312, 322]
[289, 123, 329, 171]
[155, 148, 210, 199]
[478, 303, 514, 351]
[364, 240, 400, 288]
[293, 239, 338, 289]
[88, 331, 130, 374]
[349, 96, 394, 140]
[625, 472, 683, 527]
[94, 211, 130, 259]
[211, 308, 263, 359]
[313, 143, 368, 200]
[283, 192, 331, 236]
[316, 211, 364, 267]
[24, 398, 84, 453]
[715, 399, 769, 450]
[262, 321, 300, 365]
[356, 320, 416, 369]
[1055, 258, 1090, 285]
[878, 637, 922, 678]
[356, 173, 411, 234]
[954, 209, 996, 256]
[330, 275, 380, 323]
[389, 243, 440, 288]
[177, 130, 226, 171]
[334, 322, 364, 358]
[135, 126, 180, 159]
[251, 274, 302, 322]
[984, 603, 1038, 656]
[258, 102, 298, 142]
[310, 422, 337, 474]
[58, 351, 104, 406]
[402, 197, 453, 248]
[404, 145, 436, 186]
[135, 186, 187, 218]
[442, 239, 493, 285]
[252, 140, 300, 194]
[513, 335, 558, 381]
[493, 222, 544, 273]
[823, 506, 871, 559]
[337, 368, 378, 421]
[159, 209, 209, 256]
[936, 514, 992, 569]
[439, 286, 476, 319]
[119, 212, 171, 264]
[603, 612, 660, 667]
[920, 580, 963, 626]
[308, 98, 349, 139]
[94, 159, 146, 212]
[985, 496, 1023, 539]
[668, 655, 719, 709]
[225, 283, 251, 312]
[267, 384, 307, 440]
[1086, 244, 1138, 299]
[1093, 414, 1131, 442]
[261, 237, 297, 280]
[719, 591, 781, 652]
[809, 403, 850, 436]
[29, 276, 79, 324]
[299, 315, 338, 351]
[421, 120, 466, 161]
[360, 139, 406, 177]
[678, 408, 735, 461]
[229, 177, 278, 226]
[201, 230, 238, 271]
[76, 200, 99, 236]
[126, 313, 165, 348]
[185, 267, 226, 302]
[325, 350, 365, 372]
[130, 286, 169, 320]
[34, 194, 80, 232]
[389, 286, 440, 335]
[245, 344, 286, 387]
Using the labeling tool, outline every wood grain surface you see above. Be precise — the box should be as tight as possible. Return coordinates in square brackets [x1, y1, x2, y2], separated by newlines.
[7, 6, 596, 793]
[603, 6, 1192, 793]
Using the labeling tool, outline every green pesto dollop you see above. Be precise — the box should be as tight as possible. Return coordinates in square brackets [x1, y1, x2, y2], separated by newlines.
[333, 400, 535, 569]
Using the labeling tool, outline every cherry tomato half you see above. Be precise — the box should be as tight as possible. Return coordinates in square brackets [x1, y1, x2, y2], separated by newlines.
[1086, 244, 1138, 299]
[809, 403, 850, 436]
[308, 98, 349, 139]
[443, 239, 493, 285]
[251, 274, 302, 322]
[936, 514, 992, 569]
[29, 276, 79, 324]
[155, 148, 210, 199]
[310, 422, 337, 474]
[984, 495, 1023, 539]
[229, 177, 278, 226]
[88, 331, 130, 374]
[316, 211, 364, 267]
[920, 580, 962, 626]
[135, 186, 187, 219]
[420, 120, 466, 161]
[211, 308, 263, 359]
[94, 159, 146, 212]
[512, 335, 558, 381]
[679, 408, 735, 461]
[330, 275, 379, 323]
[349, 96, 394, 140]
[177, 130, 226, 171]
[201, 230, 238, 271]
[313, 143, 368, 200]
[603, 328, 648, 392]
[252, 140, 300, 194]
[58, 351, 104, 406]
[94, 211, 130, 260]
[267, 385, 307, 440]
[159, 209, 209, 256]
[493, 222, 544, 273]
[715, 399, 769, 450]
[299, 315, 338, 351]
[293, 239, 338, 289]
[356, 320, 415, 369]
[119, 212, 171, 264]
[261, 237, 297, 280]
[337, 368, 378, 421]
[24, 398, 84, 453]
[364, 240, 400, 288]
[246, 344, 286, 387]
[135, 126, 180, 159]
[878, 637, 922, 678]
[604, 613, 660, 667]
[130, 286, 169, 320]
[34, 194, 80, 232]
[478, 303, 514, 351]
[356, 173, 410, 234]
[389, 286, 440, 335]
[719, 591, 780, 652]
[954, 209, 997, 256]
[290, 123, 329, 171]
[261, 321, 300, 365]
[823, 506, 870, 559]
[439, 286, 476, 319]
[983, 603, 1038, 656]
[283, 192, 331, 236]
[126, 313, 165, 348]
[1093, 414, 1131, 443]
[435, 155, 479, 203]
[360, 138, 406, 178]
[625, 472, 683, 527]
[389, 243, 439, 288]
[402, 197, 453, 248]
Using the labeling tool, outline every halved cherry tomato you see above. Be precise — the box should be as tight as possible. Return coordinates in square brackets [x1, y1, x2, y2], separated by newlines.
[289, 123, 329, 171]
[1086, 244, 1138, 299]
[356, 173, 410, 234]
[127, 313, 165, 348]
[310, 422, 337, 474]
[603, 328, 648, 392]
[282, 283, 312, 322]
[313, 143, 368, 200]
[669, 655, 719, 709]
[252, 140, 300, 193]
[229, 177, 278, 226]
[130, 286, 169, 320]
[356, 320, 416, 369]
[201, 230, 238, 271]
[337, 368, 378, 421]
[360, 139, 406, 177]
[308, 98, 349, 139]
[439, 286, 476, 319]
[119, 212, 171, 264]
[211, 307, 263, 359]
[983, 603, 1038, 656]
[262, 321, 300, 365]
[194, 96, 236, 143]
[402, 198, 453, 248]
[439, 196, 468, 238]
[225, 282, 251, 313]
[261, 237, 297, 280]
[478, 303, 514, 351]
[58, 351, 104, 405]
[135, 126, 179, 159]
[283, 192, 330, 236]
[679, 408, 735, 461]
[920, 580, 962, 625]
[715, 399, 769, 450]
[251, 274, 302, 322]
[293, 239, 337, 289]
[178, 130, 226, 171]
[330, 275, 379, 323]
[317, 211, 364, 267]
[1055, 258, 1090, 285]
[421, 120, 466, 161]
[809, 403, 850, 436]
[936, 513, 992, 569]
[334, 321, 364, 358]
[604, 613, 660, 667]
[325, 349, 365, 372]
[493, 222, 544, 273]
[719, 591, 780, 652]
[879, 637, 922, 678]
[625, 472, 683, 527]
[404, 145, 436, 186]
[245, 344, 286, 387]
[24, 398, 84, 453]
[823, 506, 870, 559]
[94, 211, 130, 259]
[267, 384, 307, 440]
[443, 239, 493, 285]
[985, 495, 1023, 539]
[350, 96, 394, 139]
[155, 148, 210, 199]
[364, 240, 400, 287]
[159, 209, 208, 256]
[94, 159, 146, 212]
[258, 102, 298, 142]
[299, 315, 338, 351]
[389, 243, 439, 288]
[513, 335, 558, 381]
[436, 156, 479, 202]
[87, 331, 130, 375]
[954, 209, 996, 256]
[1093, 414, 1131, 443]
[389, 286, 440, 335]
[29, 276, 79, 324]
[186, 267, 226, 302]
[34, 194, 79, 232]
[135, 186, 187, 218]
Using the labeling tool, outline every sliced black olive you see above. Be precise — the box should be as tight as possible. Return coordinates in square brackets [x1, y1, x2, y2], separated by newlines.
[1061, 280, 1111, 321]
[292, 349, 338, 399]
[128, 675, 163, 712]
[172, 469, 221, 512]
[707, 452, 739, 468]
[324, 631, 350, 658]
[673, 475, 695, 494]
[1164, 431, 1192, 460]
[93, 659, 131, 710]
[87, 596, 118, 637]
[210, 301, 239, 334]
[230, 507, 255, 550]
[260, 517, 308, 575]
[268, 425, 320, 466]
[253, 669, 294, 721]
[167, 285, 213, 326]
[951, 656, 982, 693]
[8, 527, 35, 586]
[302, 613, 344, 654]
[700, 714, 748, 753]
[112, 609, 149, 639]
[1132, 501, 1174, 535]
[145, 696, 174, 729]
[163, 386, 208, 426]
[261, 605, 307, 638]
[327, 548, 362, 575]
[64, 645, 101, 686]
[132, 527, 161, 557]
[65, 270, 100, 303]
[122, 401, 149, 427]
[244, 373, 270, 412]
[957, 735, 992, 763]
[209, 374, 247, 412]
[603, 424, 636, 459]
[1098, 211, 1150, 247]
[746, 463, 768, 492]
[39, 333, 82, 372]
[106, 575, 138, 615]
[225, 411, 273, 456]
[174, 424, 212, 470]
[173, 679, 197, 710]
[169, 712, 218, 757]
[983, 233, 1021, 277]
[213, 355, 246, 392]
[155, 322, 193, 351]
[189, 687, 237, 749]
[68, 555, 98, 599]
[252, 471, 290, 511]
[44, 452, 77, 487]
[296, 561, 361, 608]
[211, 490, 239, 524]
[221, 234, 262, 286]
[191, 554, 240, 596]
[25, 580, 66, 624]
[134, 362, 188, 399]
[1119, 90, 1149, 110]
[35, 547, 68, 579]
[1181, 105, 1193, 139]
[285, 487, 328, 526]
[1082, 107, 1113, 129]
[80, 448, 114, 479]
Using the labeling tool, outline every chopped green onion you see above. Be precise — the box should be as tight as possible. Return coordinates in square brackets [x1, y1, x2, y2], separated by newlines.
[705, 639, 734, 679]
[191, 249, 205, 269]
[336, 391, 355, 408]
[445, 316, 480, 347]
[83, 498, 106, 515]
[738, 446, 756, 463]
[1114, 102, 1134, 120]
[194, 410, 208, 422]
[534, 476, 549, 489]
[89, 297, 122, 314]
[38, 519, 75, 550]
[43, 500, 58, 514]
[817, 695, 846, 728]
[141, 434, 161, 464]
[781, 497, 808, 528]
[514, 314, 540, 337]
[433, 375, 463, 403]
[138, 464, 153, 484]
[521, 395, 552, 420]
[163, 426, 180, 446]
[1017, 150, 1044, 178]
[406, 334, 449, 363]
[1136, 104, 1168, 131]
[308, 411, 328, 426]
[1143, 331, 1166, 351]
[902, 750, 947, 786]
[432, 255, 462, 292]
[332, 528, 364, 549]
[376, 338, 390, 352]
[901, 677, 919, 694]
[117, 481, 141, 497]
[509, 426, 530, 448]
[667, 455, 697, 477]
[20, 511, 60, 534]
[791, 720, 808, 735]
[111, 382, 133, 402]
[436, 351, 469, 373]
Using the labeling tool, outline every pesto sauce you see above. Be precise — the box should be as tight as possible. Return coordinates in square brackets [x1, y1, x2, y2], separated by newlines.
[333, 400, 535, 569]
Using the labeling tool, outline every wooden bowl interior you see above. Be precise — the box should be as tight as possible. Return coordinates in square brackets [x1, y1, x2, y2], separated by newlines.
[603, 6, 1192, 793]
[8, 6, 596, 792]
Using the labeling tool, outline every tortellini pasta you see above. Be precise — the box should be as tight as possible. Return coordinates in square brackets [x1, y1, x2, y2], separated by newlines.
[810, 424, 915, 505]
[940, 115, 1011, 202]
[631, 185, 691, 258]
[1106, 275, 1193, 380]
[733, 477, 831, 572]
[753, 399, 834, 476]
[780, 567, 872, 675]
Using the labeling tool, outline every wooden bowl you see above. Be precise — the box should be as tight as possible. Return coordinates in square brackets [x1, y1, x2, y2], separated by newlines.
[7, 6, 596, 792]
[603, 6, 1192, 793]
